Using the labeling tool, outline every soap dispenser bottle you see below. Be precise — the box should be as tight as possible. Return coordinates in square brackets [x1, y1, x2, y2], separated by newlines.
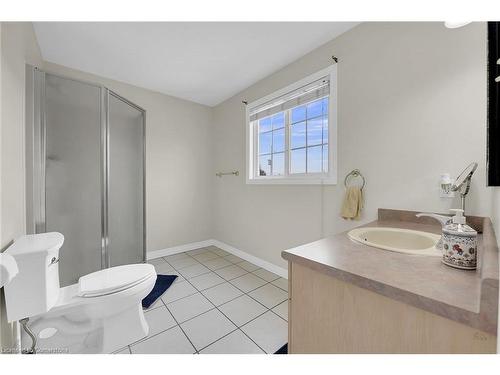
[442, 209, 477, 270]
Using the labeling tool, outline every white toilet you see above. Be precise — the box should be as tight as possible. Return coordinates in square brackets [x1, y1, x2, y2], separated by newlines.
[3, 232, 156, 354]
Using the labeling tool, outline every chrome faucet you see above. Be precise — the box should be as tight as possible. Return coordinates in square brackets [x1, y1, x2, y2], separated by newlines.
[415, 213, 451, 250]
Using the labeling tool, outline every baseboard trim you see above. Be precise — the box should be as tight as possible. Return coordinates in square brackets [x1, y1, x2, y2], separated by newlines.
[147, 239, 288, 279]
[147, 240, 214, 260]
[211, 240, 288, 279]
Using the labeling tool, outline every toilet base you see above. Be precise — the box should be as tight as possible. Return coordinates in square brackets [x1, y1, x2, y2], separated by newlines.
[22, 302, 149, 354]
[102, 303, 149, 353]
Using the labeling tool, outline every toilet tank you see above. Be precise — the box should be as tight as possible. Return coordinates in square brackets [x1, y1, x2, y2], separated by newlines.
[3, 232, 64, 322]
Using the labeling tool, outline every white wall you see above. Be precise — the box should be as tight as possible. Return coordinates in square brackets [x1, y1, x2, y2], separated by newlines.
[1, 21, 43, 352]
[41, 62, 214, 253]
[0, 21, 3, 353]
[0, 21, 497, 349]
[213, 22, 491, 268]
[0, 23, 214, 350]
[1, 23, 42, 250]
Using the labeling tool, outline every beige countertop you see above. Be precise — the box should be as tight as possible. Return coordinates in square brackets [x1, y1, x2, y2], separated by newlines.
[281, 209, 499, 335]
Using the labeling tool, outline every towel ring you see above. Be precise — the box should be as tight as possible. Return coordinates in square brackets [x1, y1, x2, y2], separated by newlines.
[344, 169, 365, 190]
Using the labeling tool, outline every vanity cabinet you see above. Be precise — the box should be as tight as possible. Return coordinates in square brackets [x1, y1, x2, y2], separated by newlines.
[287, 261, 497, 354]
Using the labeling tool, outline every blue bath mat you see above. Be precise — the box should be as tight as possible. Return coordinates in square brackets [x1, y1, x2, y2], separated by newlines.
[274, 343, 288, 354]
[142, 274, 178, 309]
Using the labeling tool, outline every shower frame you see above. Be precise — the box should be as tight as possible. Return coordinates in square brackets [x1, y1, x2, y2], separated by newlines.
[25, 65, 147, 269]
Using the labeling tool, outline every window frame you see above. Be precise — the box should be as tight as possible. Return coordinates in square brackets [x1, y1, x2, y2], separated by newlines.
[246, 65, 337, 185]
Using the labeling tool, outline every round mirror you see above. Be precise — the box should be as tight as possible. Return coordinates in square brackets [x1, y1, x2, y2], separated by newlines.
[452, 162, 478, 192]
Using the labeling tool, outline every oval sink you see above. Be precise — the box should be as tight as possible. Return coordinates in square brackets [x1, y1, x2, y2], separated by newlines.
[347, 227, 442, 256]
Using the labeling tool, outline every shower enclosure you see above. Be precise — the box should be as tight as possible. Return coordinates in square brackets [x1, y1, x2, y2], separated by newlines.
[25, 66, 146, 286]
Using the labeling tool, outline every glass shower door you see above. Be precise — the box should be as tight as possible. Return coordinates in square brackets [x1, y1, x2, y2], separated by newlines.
[107, 92, 145, 267]
[44, 73, 103, 286]
[31, 70, 146, 286]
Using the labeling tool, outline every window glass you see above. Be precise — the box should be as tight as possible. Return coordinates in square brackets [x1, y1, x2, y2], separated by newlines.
[307, 117, 323, 146]
[258, 131, 272, 155]
[273, 128, 285, 153]
[249, 69, 334, 182]
[272, 113, 285, 129]
[290, 148, 306, 174]
[259, 155, 271, 176]
[272, 152, 285, 176]
[259, 117, 272, 132]
[307, 146, 323, 173]
[291, 105, 306, 124]
[291, 121, 306, 149]
[307, 100, 323, 118]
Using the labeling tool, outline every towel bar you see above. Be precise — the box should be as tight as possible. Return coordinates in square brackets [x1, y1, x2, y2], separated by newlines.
[216, 171, 239, 178]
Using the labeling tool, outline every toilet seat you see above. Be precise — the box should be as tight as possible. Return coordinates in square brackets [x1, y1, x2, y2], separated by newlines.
[78, 264, 156, 298]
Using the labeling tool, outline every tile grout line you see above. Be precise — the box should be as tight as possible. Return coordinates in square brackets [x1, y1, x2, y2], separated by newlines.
[135, 250, 261, 352]
[181, 268, 269, 354]
[162, 249, 287, 291]
[161, 249, 288, 321]
[192, 249, 289, 345]
[157, 251, 288, 319]
[178, 255, 287, 353]
[148, 246, 288, 353]
[163, 301, 200, 354]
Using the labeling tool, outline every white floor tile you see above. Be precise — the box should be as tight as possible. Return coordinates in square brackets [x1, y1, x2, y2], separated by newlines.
[148, 258, 167, 266]
[167, 293, 214, 323]
[210, 248, 230, 257]
[271, 277, 288, 292]
[154, 262, 175, 274]
[178, 263, 211, 279]
[229, 273, 267, 293]
[223, 254, 245, 264]
[219, 295, 267, 326]
[252, 268, 280, 282]
[215, 264, 248, 280]
[187, 247, 211, 256]
[248, 284, 288, 309]
[241, 311, 288, 354]
[237, 261, 260, 272]
[192, 251, 220, 262]
[181, 309, 236, 351]
[144, 306, 177, 336]
[161, 280, 198, 304]
[203, 257, 232, 270]
[189, 272, 225, 291]
[200, 330, 264, 354]
[272, 301, 288, 321]
[130, 326, 195, 354]
[163, 253, 190, 261]
[168, 256, 200, 270]
[201, 282, 243, 306]
[113, 346, 131, 354]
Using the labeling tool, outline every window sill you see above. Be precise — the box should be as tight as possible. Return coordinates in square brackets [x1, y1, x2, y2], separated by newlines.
[246, 176, 337, 185]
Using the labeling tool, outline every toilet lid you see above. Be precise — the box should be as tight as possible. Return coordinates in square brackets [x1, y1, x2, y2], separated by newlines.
[78, 263, 156, 298]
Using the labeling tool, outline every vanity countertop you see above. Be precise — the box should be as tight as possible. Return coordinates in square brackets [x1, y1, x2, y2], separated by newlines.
[281, 208, 499, 335]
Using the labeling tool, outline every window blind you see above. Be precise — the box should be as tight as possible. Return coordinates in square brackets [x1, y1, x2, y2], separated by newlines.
[249, 76, 330, 122]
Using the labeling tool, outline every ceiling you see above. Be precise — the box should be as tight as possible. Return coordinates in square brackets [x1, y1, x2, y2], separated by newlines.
[34, 22, 359, 106]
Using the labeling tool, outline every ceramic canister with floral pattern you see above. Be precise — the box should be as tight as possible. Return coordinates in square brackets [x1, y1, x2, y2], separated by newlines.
[441, 209, 477, 270]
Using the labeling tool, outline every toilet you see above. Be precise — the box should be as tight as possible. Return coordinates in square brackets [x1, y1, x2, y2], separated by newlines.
[3, 232, 156, 354]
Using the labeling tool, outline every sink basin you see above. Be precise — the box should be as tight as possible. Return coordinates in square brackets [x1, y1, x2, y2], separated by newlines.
[347, 227, 442, 256]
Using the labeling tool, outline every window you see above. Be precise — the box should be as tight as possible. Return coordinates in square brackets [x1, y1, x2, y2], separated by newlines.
[246, 66, 337, 184]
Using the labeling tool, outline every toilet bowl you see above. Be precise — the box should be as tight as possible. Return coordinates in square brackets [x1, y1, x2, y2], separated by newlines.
[4, 233, 157, 354]
[28, 264, 156, 353]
